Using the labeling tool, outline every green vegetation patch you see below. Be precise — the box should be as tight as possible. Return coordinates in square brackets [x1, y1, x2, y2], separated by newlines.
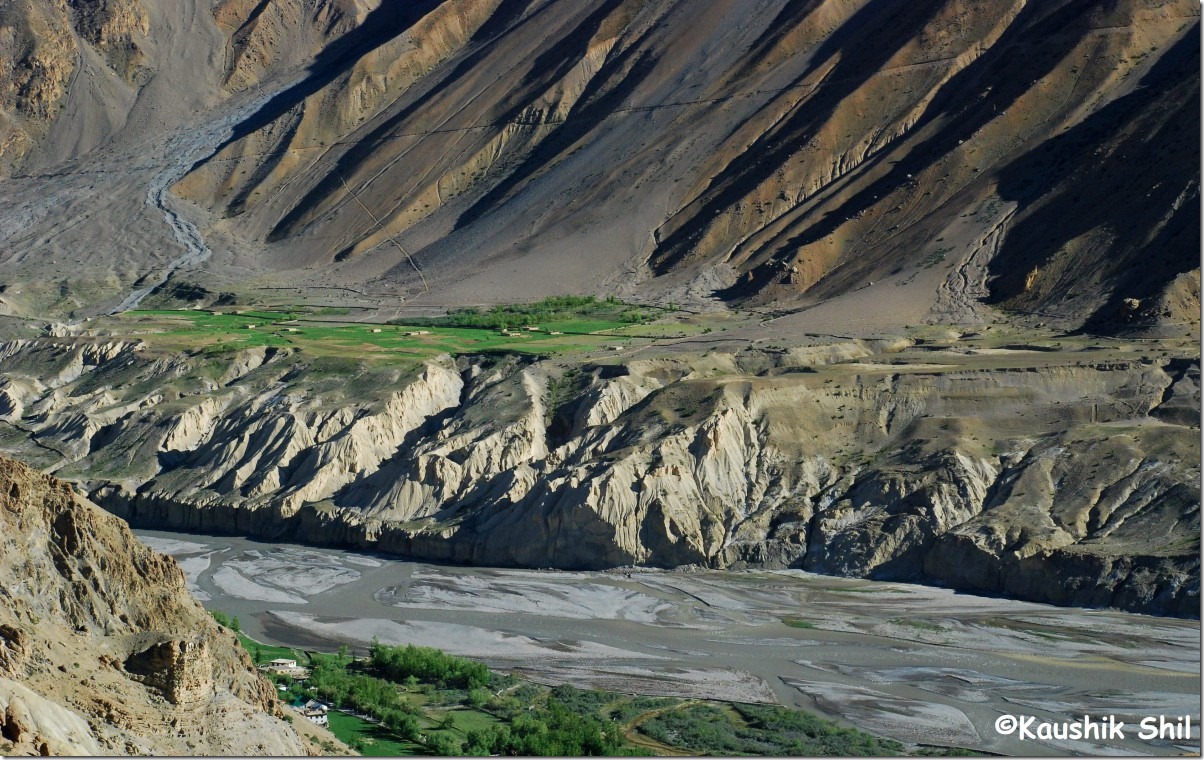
[921, 248, 952, 268]
[396, 295, 660, 332]
[782, 616, 817, 629]
[370, 641, 491, 690]
[235, 634, 967, 756]
[210, 609, 241, 632]
[637, 703, 903, 756]
[607, 696, 679, 724]
[326, 711, 420, 756]
[237, 634, 297, 664]
[442, 707, 501, 734]
[115, 303, 649, 361]
[460, 690, 640, 757]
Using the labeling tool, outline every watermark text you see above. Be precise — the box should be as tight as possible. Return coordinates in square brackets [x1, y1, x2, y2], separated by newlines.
[994, 714, 1194, 743]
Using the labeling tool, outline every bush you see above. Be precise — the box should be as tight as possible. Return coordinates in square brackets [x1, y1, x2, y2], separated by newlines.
[380, 709, 420, 740]
[547, 685, 617, 714]
[209, 610, 240, 632]
[487, 695, 522, 719]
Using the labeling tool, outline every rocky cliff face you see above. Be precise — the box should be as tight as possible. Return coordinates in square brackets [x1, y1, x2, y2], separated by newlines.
[214, 0, 380, 92]
[0, 337, 1196, 617]
[66, 0, 150, 84]
[0, 455, 340, 756]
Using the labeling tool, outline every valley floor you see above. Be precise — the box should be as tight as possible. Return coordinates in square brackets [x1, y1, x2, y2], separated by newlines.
[137, 529, 1201, 756]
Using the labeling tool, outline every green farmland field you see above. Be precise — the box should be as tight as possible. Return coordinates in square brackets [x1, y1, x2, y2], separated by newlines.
[113, 307, 645, 362]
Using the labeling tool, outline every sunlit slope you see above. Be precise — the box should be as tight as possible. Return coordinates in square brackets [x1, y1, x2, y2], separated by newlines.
[177, 0, 1200, 330]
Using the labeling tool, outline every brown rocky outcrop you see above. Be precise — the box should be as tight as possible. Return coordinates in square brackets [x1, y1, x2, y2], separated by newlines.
[0, 455, 344, 755]
[0, 0, 76, 171]
[122, 639, 213, 706]
[0, 0, 149, 172]
[66, 0, 149, 83]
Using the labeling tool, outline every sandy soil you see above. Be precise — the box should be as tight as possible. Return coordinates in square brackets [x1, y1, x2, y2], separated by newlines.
[136, 528, 1200, 756]
[380, 569, 681, 625]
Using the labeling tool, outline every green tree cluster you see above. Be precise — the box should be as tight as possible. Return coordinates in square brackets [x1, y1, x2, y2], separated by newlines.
[210, 610, 240, 631]
[396, 295, 656, 330]
[305, 659, 421, 740]
[369, 641, 491, 690]
[460, 696, 632, 756]
[637, 703, 904, 756]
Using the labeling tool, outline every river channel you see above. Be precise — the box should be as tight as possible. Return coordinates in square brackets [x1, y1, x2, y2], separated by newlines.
[134, 529, 1200, 755]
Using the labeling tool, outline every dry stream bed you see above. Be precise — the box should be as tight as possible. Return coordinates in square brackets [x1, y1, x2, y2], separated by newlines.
[138, 529, 1200, 756]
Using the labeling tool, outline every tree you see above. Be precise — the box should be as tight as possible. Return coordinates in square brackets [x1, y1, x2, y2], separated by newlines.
[422, 734, 461, 756]
[382, 711, 420, 740]
[369, 641, 491, 690]
[463, 727, 506, 756]
[230, 616, 240, 632]
[253, 644, 263, 665]
[465, 688, 488, 709]
[338, 644, 349, 663]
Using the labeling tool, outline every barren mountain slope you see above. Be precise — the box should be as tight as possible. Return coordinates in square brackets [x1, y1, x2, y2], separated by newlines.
[0, 0, 378, 317]
[174, 0, 1200, 331]
[0, 456, 342, 756]
[0, 0, 147, 174]
[0, 0, 1198, 331]
[1, 0, 356, 172]
[214, 0, 377, 92]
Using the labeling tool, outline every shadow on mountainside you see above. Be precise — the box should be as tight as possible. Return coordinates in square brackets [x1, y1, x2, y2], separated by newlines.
[648, 0, 955, 277]
[986, 25, 1200, 330]
[263, 0, 552, 245]
[216, 0, 442, 151]
[702, 0, 1108, 300]
[452, 0, 658, 231]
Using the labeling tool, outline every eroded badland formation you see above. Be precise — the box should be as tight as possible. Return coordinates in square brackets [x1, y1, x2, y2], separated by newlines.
[0, 1, 1199, 752]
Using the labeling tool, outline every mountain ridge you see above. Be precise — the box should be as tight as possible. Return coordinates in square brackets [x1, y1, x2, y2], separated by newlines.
[0, 0, 1197, 331]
